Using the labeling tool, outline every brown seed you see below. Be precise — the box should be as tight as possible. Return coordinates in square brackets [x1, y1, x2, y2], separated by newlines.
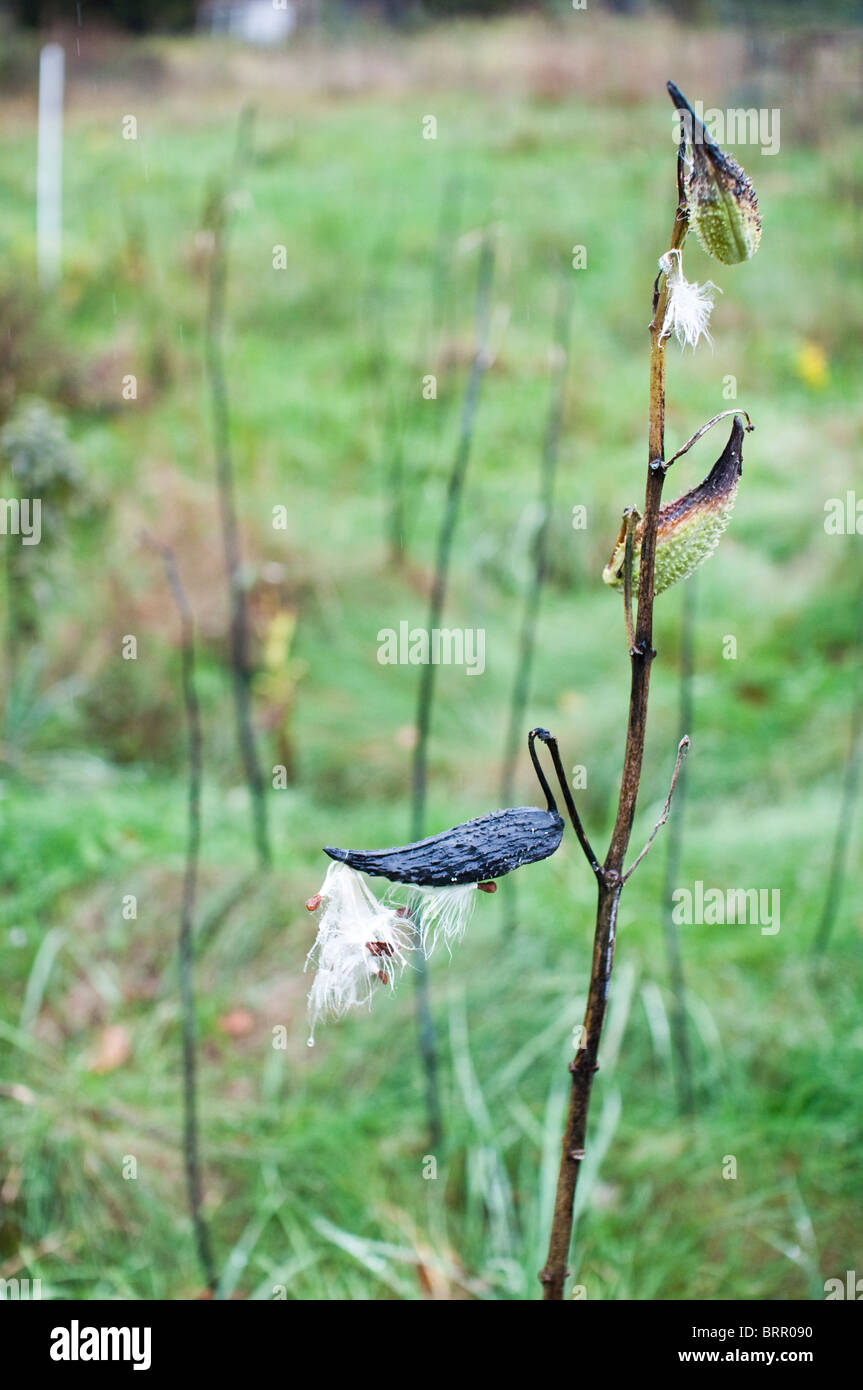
[477, 881, 497, 894]
[366, 941, 394, 957]
[305, 893, 323, 912]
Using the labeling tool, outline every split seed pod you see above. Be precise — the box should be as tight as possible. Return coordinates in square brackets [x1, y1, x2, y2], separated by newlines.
[602, 415, 744, 596]
[324, 727, 565, 888]
[668, 81, 761, 265]
[305, 733, 567, 1026]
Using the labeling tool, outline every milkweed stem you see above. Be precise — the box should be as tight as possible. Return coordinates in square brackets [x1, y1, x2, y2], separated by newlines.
[540, 110, 690, 1299]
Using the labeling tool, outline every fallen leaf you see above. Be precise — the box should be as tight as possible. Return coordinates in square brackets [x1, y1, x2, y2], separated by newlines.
[90, 1024, 132, 1074]
[218, 1008, 255, 1039]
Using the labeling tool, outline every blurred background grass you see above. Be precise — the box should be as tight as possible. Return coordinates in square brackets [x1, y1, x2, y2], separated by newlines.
[0, 1, 861, 1299]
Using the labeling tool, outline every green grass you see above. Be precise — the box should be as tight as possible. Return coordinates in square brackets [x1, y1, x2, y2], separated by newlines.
[0, 16, 861, 1299]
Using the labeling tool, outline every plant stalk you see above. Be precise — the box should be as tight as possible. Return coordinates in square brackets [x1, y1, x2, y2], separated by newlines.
[813, 594, 863, 953]
[409, 236, 495, 1150]
[205, 105, 271, 871]
[539, 174, 688, 1300]
[149, 539, 217, 1296]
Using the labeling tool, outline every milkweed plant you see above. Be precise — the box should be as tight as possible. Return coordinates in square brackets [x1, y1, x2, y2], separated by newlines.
[304, 81, 761, 1301]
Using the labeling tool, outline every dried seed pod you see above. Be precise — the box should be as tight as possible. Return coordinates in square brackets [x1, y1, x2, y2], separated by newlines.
[602, 415, 744, 596]
[325, 804, 563, 887]
[324, 724, 565, 887]
[668, 81, 761, 265]
[306, 730, 574, 1022]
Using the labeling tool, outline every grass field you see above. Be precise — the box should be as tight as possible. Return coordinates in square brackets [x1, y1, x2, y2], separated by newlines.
[0, 12, 861, 1299]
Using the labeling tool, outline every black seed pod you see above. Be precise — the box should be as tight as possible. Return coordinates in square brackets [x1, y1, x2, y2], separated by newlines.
[325, 804, 564, 887]
[324, 727, 565, 887]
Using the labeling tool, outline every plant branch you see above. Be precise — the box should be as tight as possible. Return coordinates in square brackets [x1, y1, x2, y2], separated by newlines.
[623, 735, 690, 882]
[530, 727, 601, 880]
[814, 594, 863, 953]
[540, 116, 689, 1299]
[605, 168, 688, 871]
[145, 536, 217, 1296]
[409, 233, 496, 1150]
[204, 104, 271, 870]
[666, 409, 753, 469]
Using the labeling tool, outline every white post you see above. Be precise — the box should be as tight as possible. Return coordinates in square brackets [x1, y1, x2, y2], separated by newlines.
[37, 42, 65, 291]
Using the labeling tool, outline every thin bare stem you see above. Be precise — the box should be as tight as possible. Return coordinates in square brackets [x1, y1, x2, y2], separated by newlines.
[530, 727, 601, 880]
[204, 105, 271, 870]
[623, 735, 690, 882]
[145, 535, 217, 1295]
[410, 234, 496, 1149]
[666, 409, 753, 468]
[814, 595, 863, 953]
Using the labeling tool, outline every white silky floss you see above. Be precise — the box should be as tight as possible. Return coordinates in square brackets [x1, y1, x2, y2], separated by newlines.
[305, 865, 483, 1037]
[659, 248, 719, 350]
[304, 862, 411, 1042]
